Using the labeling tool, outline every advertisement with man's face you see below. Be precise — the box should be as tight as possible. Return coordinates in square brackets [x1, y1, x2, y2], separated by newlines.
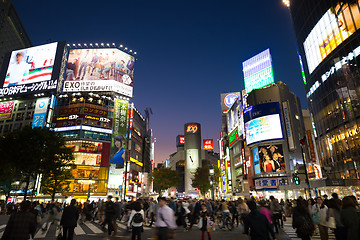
[257, 144, 285, 173]
[0, 42, 61, 97]
[304, 0, 360, 74]
[63, 48, 135, 97]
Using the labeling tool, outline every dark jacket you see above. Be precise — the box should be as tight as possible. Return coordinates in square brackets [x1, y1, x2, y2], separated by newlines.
[292, 206, 314, 238]
[1, 211, 37, 240]
[244, 209, 275, 240]
[60, 205, 79, 228]
[340, 206, 359, 240]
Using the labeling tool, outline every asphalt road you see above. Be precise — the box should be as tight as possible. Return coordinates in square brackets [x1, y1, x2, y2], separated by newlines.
[0, 214, 293, 240]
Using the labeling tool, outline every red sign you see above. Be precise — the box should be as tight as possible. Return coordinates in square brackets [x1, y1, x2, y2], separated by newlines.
[0, 101, 15, 120]
[186, 124, 198, 133]
[179, 136, 185, 144]
[203, 139, 214, 149]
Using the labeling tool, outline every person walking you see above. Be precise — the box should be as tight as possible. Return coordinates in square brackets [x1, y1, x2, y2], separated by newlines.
[244, 200, 276, 240]
[1, 200, 37, 240]
[60, 199, 79, 240]
[316, 197, 329, 240]
[199, 203, 212, 240]
[155, 197, 177, 240]
[340, 196, 359, 240]
[127, 201, 144, 240]
[292, 197, 315, 240]
[104, 195, 116, 239]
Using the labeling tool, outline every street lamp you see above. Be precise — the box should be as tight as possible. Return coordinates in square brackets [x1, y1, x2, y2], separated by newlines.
[209, 165, 215, 201]
[282, 0, 290, 8]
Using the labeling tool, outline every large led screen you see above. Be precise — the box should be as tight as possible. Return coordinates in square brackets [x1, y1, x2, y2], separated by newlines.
[0, 42, 62, 97]
[63, 48, 135, 97]
[304, 1, 360, 74]
[244, 102, 283, 146]
[242, 49, 274, 94]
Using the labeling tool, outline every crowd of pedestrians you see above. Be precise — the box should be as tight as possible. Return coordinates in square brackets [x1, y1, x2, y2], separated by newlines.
[0, 193, 359, 240]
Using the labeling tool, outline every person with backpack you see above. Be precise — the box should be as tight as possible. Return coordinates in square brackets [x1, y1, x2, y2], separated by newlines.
[128, 201, 144, 240]
[293, 197, 315, 240]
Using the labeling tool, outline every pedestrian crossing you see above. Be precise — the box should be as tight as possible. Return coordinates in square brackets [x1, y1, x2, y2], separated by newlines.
[283, 218, 335, 239]
[0, 219, 154, 239]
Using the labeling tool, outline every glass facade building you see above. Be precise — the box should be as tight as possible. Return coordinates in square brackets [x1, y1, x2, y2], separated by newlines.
[290, 0, 360, 182]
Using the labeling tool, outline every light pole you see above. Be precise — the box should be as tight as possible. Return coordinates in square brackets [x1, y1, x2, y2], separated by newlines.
[209, 165, 215, 201]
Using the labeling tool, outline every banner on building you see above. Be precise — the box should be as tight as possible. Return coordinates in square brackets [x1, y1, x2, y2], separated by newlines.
[32, 97, 50, 128]
[0, 101, 15, 120]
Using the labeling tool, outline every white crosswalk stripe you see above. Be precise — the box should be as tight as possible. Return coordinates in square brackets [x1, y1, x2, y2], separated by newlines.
[0, 219, 155, 239]
[283, 217, 335, 239]
[84, 221, 104, 233]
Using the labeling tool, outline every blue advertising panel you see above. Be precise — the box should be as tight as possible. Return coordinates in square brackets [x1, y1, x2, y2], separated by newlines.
[253, 147, 261, 175]
[244, 102, 284, 146]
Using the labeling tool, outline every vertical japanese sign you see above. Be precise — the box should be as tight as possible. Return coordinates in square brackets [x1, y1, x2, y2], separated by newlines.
[32, 97, 50, 128]
[282, 101, 295, 150]
[110, 99, 128, 168]
[0, 101, 15, 120]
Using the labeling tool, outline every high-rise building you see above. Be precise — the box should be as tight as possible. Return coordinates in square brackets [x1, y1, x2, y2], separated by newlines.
[288, 0, 360, 194]
[245, 81, 307, 199]
[0, 0, 32, 69]
[169, 124, 219, 196]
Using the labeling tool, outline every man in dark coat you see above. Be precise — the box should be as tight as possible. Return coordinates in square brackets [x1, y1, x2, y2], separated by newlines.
[244, 200, 277, 240]
[1, 200, 36, 240]
[60, 199, 79, 240]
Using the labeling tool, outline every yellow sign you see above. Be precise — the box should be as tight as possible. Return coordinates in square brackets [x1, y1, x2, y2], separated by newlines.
[331, 128, 358, 144]
[130, 157, 143, 167]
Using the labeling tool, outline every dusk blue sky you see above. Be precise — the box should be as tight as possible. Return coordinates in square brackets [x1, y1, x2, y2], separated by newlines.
[13, 0, 306, 163]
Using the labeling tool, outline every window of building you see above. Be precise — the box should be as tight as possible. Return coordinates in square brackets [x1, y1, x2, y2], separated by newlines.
[16, 112, 24, 121]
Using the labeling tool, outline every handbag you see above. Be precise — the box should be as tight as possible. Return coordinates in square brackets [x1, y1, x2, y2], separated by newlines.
[283, 214, 287, 222]
[207, 218, 215, 231]
[312, 208, 320, 225]
[197, 217, 203, 229]
[327, 216, 336, 229]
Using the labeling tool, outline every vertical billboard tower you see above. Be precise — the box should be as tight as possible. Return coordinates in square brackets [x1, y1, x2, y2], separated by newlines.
[184, 122, 201, 194]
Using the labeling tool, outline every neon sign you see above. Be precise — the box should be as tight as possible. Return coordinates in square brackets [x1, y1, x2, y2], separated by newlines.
[186, 125, 198, 133]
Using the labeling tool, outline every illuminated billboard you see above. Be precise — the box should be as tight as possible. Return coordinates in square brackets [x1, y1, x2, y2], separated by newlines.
[0, 42, 64, 97]
[226, 97, 239, 134]
[63, 48, 135, 97]
[242, 49, 274, 94]
[303, 1, 360, 74]
[244, 102, 283, 146]
[110, 99, 129, 169]
[220, 92, 240, 113]
[257, 144, 285, 173]
[0, 101, 15, 121]
[203, 139, 214, 150]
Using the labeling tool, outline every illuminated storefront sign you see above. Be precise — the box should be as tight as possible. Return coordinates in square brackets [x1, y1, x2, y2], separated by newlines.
[130, 157, 143, 167]
[186, 125, 198, 133]
[83, 107, 108, 117]
[254, 177, 285, 190]
[203, 139, 214, 150]
[243, 49, 274, 94]
[0, 101, 15, 120]
[179, 136, 185, 144]
[32, 97, 50, 128]
[331, 127, 358, 144]
[54, 125, 112, 134]
[229, 129, 240, 146]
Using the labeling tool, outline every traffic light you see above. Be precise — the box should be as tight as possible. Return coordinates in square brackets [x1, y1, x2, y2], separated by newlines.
[293, 175, 300, 185]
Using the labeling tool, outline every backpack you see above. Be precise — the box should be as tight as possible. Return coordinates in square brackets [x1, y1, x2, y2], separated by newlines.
[133, 212, 143, 224]
[297, 215, 315, 238]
